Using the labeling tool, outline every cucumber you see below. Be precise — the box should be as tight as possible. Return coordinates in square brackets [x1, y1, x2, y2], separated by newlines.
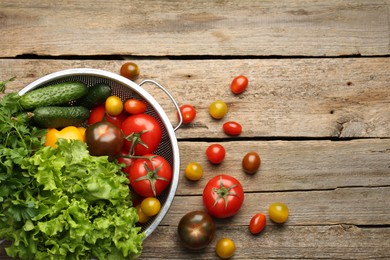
[20, 82, 88, 110]
[33, 106, 90, 128]
[76, 83, 112, 108]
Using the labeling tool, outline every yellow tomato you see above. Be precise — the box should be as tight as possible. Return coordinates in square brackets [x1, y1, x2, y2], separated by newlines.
[135, 204, 151, 224]
[268, 202, 289, 224]
[45, 126, 86, 148]
[216, 238, 236, 259]
[105, 95, 123, 116]
[140, 197, 161, 217]
[185, 162, 203, 181]
[209, 100, 228, 119]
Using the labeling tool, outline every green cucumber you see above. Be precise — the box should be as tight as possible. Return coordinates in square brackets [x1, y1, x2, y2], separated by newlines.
[20, 82, 88, 110]
[33, 106, 90, 128]
[76, 83, 112, 108]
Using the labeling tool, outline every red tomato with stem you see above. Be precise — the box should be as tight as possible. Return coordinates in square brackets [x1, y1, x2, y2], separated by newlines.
[206, 144, 226, 164]
[223, 121, 242, 136]
[230, 75, 248, 94]
[88, 104, 127, 128]
[203, 175, 244, 218]
[178, 104, 196, 124]
[249, 213, 266, 234]
[121, 114, 162, 156]
[125, 154, 172, 197]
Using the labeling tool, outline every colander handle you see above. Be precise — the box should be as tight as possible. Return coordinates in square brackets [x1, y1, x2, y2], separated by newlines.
[139, 79, 183, 131]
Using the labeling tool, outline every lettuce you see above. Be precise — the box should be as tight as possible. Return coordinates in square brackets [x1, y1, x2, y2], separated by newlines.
[0, 139, 144, 259]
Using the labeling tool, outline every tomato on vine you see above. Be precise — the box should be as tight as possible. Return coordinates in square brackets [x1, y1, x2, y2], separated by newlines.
[202, 175, 244, 218]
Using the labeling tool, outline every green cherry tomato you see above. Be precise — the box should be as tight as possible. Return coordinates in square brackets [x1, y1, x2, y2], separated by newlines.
[268, 202, 289, 224]
[209, 100, 228, 119]
[185, 162, 203, 181]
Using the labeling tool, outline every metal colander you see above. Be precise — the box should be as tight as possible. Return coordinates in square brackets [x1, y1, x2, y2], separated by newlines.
[18, 68, 182, 239]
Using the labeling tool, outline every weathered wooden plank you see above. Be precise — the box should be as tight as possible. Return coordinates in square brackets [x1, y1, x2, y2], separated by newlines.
[1, 58, 389, 138]
[161, 187, 390, 227]
[0, 0, 389, 57]
[177, 139, 390, 194]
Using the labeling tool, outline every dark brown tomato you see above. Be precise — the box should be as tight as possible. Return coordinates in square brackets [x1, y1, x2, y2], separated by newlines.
[242, 152, 261, 174]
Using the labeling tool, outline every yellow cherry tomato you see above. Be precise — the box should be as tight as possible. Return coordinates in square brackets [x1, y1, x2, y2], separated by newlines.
[140, 197, 161, 217]
[268, 202, 289, 224]
[105, 95, 123, 116]
[216, 238, 235, 259]
[209, 100, 228, 119]
[135, 204, 151, 224]
[185, 162, 203, 181]
[45, 126, 86, 148]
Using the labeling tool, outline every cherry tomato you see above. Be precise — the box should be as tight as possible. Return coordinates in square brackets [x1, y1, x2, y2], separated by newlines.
[242, 152, 261, 174]
[135, 204, 150, 224]
[140, 197, 161, 217]
[121, 114, 162, 156]
[88, 104, 127, 128]
[185, 162, 203, 181]
[178, 104, 196, 124]
[268, 202, 289, 224]
[215, 238, 235, 259]
[230, 75, 248, 94]
[85, 121, 124, 159]
[120, 62, 140, 80]
[206, 144, 225, 164]
[124, 98, 147, 114]
[203, 175, 244, 218]
[249, 213, 266, 234]
[125, 154, 172, 197]
[223, 121, 242, 136]
[209, 100, 228, 119]
[177, 211, 216, 250]
[105, 96, 123, 116]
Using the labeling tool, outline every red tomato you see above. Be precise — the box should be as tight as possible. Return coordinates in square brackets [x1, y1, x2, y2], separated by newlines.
[249, 213, 266, 234]
[202, 175, 244, 218]
[223, 121, 242, 136]
[117, 150, 135, 171]
[206, 144, 225, 164]
[230, 75, 248, 94]
[121, 114, 162, 156]
[125, 154, 172, 197]
[124, 98, 147, 114]
[178, 104, 196, 124]
[88, 104, 127, 128]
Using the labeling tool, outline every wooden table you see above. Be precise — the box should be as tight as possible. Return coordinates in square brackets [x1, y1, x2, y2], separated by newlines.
[1, 1, 390, 259]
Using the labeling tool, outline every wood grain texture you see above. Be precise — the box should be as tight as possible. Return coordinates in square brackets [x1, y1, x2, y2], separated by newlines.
[0, 0, 389, 57]
[1, 58, 389, 138]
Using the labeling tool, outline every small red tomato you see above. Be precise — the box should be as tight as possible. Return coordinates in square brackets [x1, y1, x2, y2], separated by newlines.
[88, 104, 127, 128]
[178, 104, 196, 124]
[249, 213, 266, 234]
[223, 121, 242, 136]
[230, 75, 248, 94]
[206, 144, 226, 164]
[124, 98, 147, 114]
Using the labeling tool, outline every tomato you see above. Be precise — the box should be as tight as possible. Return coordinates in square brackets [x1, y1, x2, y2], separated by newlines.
[126, 154, 172, 197]
[120, 62, 140, 80]
[121, 114, 162, 156]
[85, 121, 123, 159]
[124, 98, 147, 114]
[249, 213, 266, 234]
[203, 175, 244, 218]
[177, 211, 216, 250]
[209, 100, 228, 119]
[185, 162, 203, 181]
[105, 95, 123, 116]
[242, 152, 261, 174]
[215, 238, 235, 259]
[88, 104, 127, 128]
[206, 144, 225, 164]
[140, 197, 161, 217]
[178, 104, 196, 124]
[268, 202, 289, 224]
[223, 121, 242, 136]
[230, 75, 248, 94]
[135, 204, 150, 224]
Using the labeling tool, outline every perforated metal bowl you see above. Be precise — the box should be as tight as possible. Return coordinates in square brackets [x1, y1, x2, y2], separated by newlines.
[18, 68, 182, 239]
